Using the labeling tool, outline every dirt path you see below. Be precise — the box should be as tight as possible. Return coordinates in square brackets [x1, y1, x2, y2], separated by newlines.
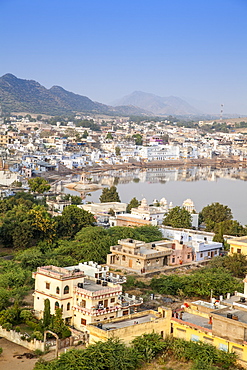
[0, 338, 38, 370]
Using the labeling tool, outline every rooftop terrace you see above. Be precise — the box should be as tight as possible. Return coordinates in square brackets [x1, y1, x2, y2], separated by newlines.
[101, 314, 157, 331]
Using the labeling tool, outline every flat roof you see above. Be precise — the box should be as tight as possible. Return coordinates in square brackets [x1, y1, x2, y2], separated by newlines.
[174, 312, 212, 330]
[101, 314, 157, 331]
[214, 308, 247, 325]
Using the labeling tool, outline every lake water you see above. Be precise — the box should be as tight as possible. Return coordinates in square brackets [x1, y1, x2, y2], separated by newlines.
[64, 166, 247, 225]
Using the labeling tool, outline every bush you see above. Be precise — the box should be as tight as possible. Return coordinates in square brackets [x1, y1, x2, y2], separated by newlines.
[2, 322, 13, 331]
[15, 326, 21, 332]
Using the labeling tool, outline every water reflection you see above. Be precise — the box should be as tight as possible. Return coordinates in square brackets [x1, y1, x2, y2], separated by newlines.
[63, 166, 247, 225]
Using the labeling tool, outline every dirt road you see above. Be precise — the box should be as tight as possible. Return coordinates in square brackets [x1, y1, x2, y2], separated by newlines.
[0, 338, 38, 370]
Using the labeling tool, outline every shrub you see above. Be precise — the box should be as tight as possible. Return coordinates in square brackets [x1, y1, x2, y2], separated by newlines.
[2, 322, 13, 331]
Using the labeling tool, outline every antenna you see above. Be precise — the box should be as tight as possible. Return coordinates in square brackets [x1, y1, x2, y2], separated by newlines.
[220, 104, 224, 121]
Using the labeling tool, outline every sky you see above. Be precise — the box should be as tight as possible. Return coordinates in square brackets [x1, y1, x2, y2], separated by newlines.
[1, 0, 247, 114]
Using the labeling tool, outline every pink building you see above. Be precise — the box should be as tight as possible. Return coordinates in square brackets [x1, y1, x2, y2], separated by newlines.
[169, 240, 194, 265]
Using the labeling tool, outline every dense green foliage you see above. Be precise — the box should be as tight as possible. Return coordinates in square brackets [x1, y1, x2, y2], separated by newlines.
[28, 177, 51, 194]
[16, 225, 163, 269]
[162, 336, 239, 370]
[209, 254, 247, 278]
[126, 197, 140, 213]
[99, 186, 121, 203]
[34, 335, 241, 370]
[200, 202, 233, 231]
[163, 206, 192, 228]
[150, 266, 243, 298]
[56, 205, 95, 239]
[132, 133, 143, 145]
[0, 260, 33, 310]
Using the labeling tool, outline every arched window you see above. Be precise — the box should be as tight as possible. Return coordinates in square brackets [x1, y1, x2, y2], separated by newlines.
[67, 302, 70, 311]
[55, 301, 59, 310]
[56, 287, 60, 294]
[64, 285, 69, 294]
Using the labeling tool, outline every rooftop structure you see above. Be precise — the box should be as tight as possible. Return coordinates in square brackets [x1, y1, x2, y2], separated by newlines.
[107, 238, 173, 273]
[33, 262, 141, 330]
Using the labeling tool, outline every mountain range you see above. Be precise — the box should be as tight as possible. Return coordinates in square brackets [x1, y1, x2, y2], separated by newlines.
[0, 74, 200, 116]
[111, 91, 201, 116]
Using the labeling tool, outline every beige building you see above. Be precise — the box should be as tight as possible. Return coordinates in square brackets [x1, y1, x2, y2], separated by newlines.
[33, 263, 142, 330]
[228, 236, 247, 256]
[107, 238, 173, 273]
[79, 202, 127, 218]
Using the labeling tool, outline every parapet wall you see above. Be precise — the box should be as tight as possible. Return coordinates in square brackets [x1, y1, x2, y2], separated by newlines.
[0, 326, 45, 352]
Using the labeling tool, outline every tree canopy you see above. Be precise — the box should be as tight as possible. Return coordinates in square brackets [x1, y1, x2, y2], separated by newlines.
[99, 186, 121, 203]
[57, 205, 95, 239]
[126, 197, 140, 213]
[163, 206, 192, 229]
[28, 177, 51, 194]
[200, 202, 232, 231]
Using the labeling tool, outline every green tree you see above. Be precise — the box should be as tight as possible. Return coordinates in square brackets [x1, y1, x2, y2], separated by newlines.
[163, 206, 192, 228]
[43, 299, 51, 328]
[126, 197, 140, 213]
[28, 177, 51, 194]
[57, 205, 95, 238]
[99, 186, 121, 203]
[132, 333, 166, 362]
[50, 308, 70, 339]
[201, 203, 233, 231]
[11, 180, 22, 187]
[106, 132, 113, 140]
[214, 219, 246, 237]
[115, 146, 121, 156]
[132, 134, 143, 145]
[70, 195, 82, 205]
[82, 130, 88, 138]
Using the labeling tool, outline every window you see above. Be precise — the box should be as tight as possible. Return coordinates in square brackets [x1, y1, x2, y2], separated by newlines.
[56, 287, 60, 294]
[172, 258, 175, 263]
[200, 253, 203, 258]
[64, 285, 69, 294]
[55, 301, 59, 309]
[80, 300, 86, 308]
[219, 343, 228, 352]
[122, 255, 126, 261]
[203, 336, 213, 343]
[81, 318, 86, 325]
[67, 302, 70, 311]
[187, 254, 190, 259]
[191, 334, 199, 342]
[237, 248, 241, 254]
[46, 282, 50, 290]
[110, 298, 115, 303]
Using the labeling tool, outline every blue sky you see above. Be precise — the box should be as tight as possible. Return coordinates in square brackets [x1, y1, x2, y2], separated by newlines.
[1, 0, 247, 114]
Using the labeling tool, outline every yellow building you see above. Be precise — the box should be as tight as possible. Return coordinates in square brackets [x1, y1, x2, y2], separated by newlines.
[171, 300, 247, 362]
[227, 236, 247, 255]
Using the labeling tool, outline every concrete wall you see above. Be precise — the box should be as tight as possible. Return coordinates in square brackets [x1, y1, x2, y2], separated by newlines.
[88, 308, 171, 344]
[0, 326, 45, 351]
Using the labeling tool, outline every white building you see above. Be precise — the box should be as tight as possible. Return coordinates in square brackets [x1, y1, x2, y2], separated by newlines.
[32, 263, 141, 330]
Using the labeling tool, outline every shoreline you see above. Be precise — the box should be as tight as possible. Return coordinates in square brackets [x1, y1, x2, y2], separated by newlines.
[82, 157, 245, 174]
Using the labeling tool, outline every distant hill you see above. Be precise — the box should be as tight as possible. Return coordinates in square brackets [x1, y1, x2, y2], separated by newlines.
[111, 91, 202, 116]
[0, 74, 149, 116]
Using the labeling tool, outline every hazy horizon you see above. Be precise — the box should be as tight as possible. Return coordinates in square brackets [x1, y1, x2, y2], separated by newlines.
[1, 0, 247, 115]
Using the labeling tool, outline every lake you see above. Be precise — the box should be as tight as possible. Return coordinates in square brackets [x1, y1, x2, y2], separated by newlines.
[64, 166, 247, 225]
